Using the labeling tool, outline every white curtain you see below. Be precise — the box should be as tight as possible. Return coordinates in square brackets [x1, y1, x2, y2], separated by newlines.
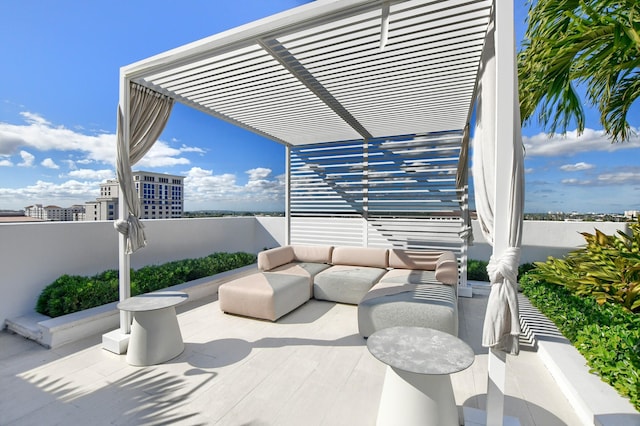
[115, 83, 174, 254]
[472, 21, 524, 355]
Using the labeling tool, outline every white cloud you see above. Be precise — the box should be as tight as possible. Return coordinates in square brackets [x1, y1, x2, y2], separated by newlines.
[0, 179, 100, 207]
[560, 167, 640, 186]
[184, 167, 241, 200]
[184, 166, 284, 207]
[524, 127, 640, 157]
[247, 167, 272, 181]
[178, 144, 206, 154]
[18, 150, 34, 167]
[597, 171, 640, 185]
[66, 169, 114, 181]
[136, 141, 192, 168]
[62, 159, 77, 169]
[41, 158, 59, 169]
[0, 157, 12, 167]
[560, 162, 595, 172]
[561, 178, 593, 185]
[21, 112, 51, 126]
[0, 112, 204, 167]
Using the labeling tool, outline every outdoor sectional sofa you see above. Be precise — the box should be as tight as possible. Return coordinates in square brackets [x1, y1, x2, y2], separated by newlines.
[218, 245, 459, 337]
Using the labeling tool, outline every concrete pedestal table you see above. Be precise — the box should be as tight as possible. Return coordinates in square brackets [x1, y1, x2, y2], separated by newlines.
[117, 291, 188, 366]
[367, 326, 475, 426]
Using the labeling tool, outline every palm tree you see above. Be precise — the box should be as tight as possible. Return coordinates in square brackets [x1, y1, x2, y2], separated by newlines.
[518, 0, 640, 142]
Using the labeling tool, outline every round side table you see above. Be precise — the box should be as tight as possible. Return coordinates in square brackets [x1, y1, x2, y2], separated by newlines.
[367, 326, 475, 426]
[118, 291, 188, 366]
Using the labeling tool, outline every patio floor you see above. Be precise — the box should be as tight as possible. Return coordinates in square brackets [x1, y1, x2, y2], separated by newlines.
[0, 287, 583, 425]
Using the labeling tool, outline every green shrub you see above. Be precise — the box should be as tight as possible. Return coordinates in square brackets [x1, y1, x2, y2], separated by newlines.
[520, 274, 640, 411]
[467, 259, 489, 281]
[466, 259, 535, 282]
[36, 252, 256, 318]
[531, 223, 640, 313]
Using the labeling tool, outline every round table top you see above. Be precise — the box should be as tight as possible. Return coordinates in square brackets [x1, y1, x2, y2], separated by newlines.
[367, 326, 475, 375]
[117, 291, 188, 312]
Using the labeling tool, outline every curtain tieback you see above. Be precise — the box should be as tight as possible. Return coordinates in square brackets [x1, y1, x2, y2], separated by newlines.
[487, 247, 520, 284]
[114, 213, 142, 236]
[114, 218, 129, 236]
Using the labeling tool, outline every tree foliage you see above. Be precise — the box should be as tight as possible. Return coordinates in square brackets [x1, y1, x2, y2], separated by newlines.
[519, 0, 640, 142]
[531, 223, 640, 313]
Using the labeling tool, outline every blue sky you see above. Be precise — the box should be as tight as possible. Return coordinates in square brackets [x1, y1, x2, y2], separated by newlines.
[1, 1, 639, 213]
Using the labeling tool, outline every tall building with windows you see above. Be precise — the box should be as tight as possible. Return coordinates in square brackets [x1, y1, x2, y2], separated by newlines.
[85, 171, 184, 221]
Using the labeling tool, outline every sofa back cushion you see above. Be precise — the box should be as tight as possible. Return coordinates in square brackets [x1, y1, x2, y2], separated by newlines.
[435, 251, 458, 285]
[292, 245, 333, 264]
[258, 246, 295, 271]
[331, 246, 388, 268]
[388, 249, 458, 285]
[388, 249, 442, 270]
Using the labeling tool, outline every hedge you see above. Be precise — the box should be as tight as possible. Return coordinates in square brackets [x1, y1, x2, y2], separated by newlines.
[520, 274, 640, 411]
[36, 251, 256, 318]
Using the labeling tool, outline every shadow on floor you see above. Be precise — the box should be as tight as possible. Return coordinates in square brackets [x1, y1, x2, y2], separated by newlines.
[464, 394, 567, 426]
[179, 333, 365, 370]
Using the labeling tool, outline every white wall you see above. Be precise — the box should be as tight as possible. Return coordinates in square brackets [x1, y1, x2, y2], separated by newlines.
[468, 219, 630, 264]
[0, 217, 630, 326]
[0, 217, 286, 325]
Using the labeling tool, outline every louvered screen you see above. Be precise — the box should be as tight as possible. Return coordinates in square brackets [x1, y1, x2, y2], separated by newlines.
[289, 132, 467, 255]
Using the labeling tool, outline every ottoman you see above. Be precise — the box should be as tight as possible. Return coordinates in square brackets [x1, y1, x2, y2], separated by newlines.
[219, 272, 310, 321]
[357, 281, 458, 338]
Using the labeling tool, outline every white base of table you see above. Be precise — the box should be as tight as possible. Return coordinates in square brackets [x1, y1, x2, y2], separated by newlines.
[102, 329, 130, 355]
[376, 365, 458, 426]
[126, 306, 184, 366]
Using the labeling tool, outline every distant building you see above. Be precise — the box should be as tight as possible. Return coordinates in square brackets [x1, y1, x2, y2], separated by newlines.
[624, 210, 639, 220]
[85, 171, 184, 221]
[0, 210, 25, 217]
[24, 204, 85, 221]
[0, 210, 44, 223]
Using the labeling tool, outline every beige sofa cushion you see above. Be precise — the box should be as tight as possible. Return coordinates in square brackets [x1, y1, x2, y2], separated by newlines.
[258, 246, 295, 271]
[388, 249, 441, 270]
[388, 249, 458, 286]
[219, 272, 310, 321]
[331, 246, 388, 268]
[292, 245, 333, 263]
[435, 251, 458, 285]
[258, 245, 333, 271]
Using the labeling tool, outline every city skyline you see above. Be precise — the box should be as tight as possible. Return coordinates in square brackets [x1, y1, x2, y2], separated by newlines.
[1, 1, 639, 214]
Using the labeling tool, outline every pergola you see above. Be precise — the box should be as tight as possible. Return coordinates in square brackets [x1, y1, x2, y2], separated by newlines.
[112, 1, 523, 424]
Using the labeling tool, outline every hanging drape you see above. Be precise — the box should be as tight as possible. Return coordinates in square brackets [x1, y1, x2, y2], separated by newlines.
[115, 83, 174, 254]
[472, 20, 524, 355]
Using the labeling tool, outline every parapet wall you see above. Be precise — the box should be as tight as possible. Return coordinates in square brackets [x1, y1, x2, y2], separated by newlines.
[0, 217, 284, 326]
[468, 219, 629, 264]
[0, 217, 629, 326]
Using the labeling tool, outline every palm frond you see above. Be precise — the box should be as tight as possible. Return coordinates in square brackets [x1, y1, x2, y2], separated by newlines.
[518, 0, 640, 142]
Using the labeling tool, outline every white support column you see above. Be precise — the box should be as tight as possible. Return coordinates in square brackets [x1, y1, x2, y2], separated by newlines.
[118, 77, 132, 336]
[102, 75, 131, 355]
[285, 145, 291, 245]
[487, 1, 517, 425]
